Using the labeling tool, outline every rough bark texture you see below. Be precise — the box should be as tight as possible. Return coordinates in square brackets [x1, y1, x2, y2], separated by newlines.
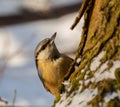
[53, 0, 120, 107]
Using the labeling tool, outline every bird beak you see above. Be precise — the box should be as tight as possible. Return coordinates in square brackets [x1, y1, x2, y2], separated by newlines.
[50, 32, 56, 44]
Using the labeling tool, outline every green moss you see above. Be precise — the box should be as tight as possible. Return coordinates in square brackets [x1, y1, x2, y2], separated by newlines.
[52, 95, 60, 107]
[88, 95, 102, 107]
[89, 82, 97, 89]
[58, 83, 66, 94]
[106, 98, 120, 107]
[115, 68, 120, 87]
[88, 79, 119, 107]
[87, 70, 95, 78]
[97, 80, 114, 95]
[115, 68, 120, 82]
[70, 0, 120, 96]
[69, 79, 80, 94]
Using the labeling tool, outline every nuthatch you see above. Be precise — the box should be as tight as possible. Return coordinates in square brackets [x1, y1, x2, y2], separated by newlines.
[35, 32, 73, 97]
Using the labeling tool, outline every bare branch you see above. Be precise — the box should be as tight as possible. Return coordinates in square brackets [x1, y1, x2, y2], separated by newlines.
[70, 0, 90, 30]
[12, 90, 17, 107]
[0, 2, 82, 26]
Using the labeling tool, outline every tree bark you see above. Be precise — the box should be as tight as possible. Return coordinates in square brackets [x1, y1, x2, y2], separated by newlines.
[54, 0, 120, 106]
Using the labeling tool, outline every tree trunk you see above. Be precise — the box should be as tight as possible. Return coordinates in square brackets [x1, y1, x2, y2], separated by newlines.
[53, 0, 120, 106]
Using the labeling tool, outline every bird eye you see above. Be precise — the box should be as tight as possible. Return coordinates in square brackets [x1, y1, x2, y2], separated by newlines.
[41, 45, 46, 51]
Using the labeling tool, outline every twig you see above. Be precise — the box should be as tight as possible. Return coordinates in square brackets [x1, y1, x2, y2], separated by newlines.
[70, 0, 90, 30]
[12, 90, 17, 107]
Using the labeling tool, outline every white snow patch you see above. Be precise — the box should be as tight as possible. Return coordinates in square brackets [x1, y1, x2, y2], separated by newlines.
[94, 60, 120, 83]
[90, 51, 106, 71]
[56, 60, 120, 107]
[84, 79, 91, 86]
[81, 68, 85, 73]
[76, 58, 81, 64]
[86, 70, 91, 75]
[91, 77, 95, 83]
[57, 93, 68, 107]
[62, 81, 70, 86]
[56, 88, 98, 107]
[79, 80, 84, 85]
[62, 80, 71, 92]
[104, 92, 120, 103]
[84, 71, 91, 80]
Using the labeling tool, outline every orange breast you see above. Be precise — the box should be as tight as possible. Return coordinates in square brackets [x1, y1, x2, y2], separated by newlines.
[37, 56, 73, 96]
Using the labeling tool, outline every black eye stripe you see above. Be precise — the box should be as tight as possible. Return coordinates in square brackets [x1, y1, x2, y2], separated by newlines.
[41, 44, 46, 50]
[35, 40, 50, 59]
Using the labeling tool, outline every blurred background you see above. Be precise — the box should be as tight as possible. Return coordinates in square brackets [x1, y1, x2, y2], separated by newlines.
[0, 0, 84, 106]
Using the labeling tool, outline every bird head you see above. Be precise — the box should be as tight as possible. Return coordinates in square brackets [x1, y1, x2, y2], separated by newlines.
[35, 32, 60, 60]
